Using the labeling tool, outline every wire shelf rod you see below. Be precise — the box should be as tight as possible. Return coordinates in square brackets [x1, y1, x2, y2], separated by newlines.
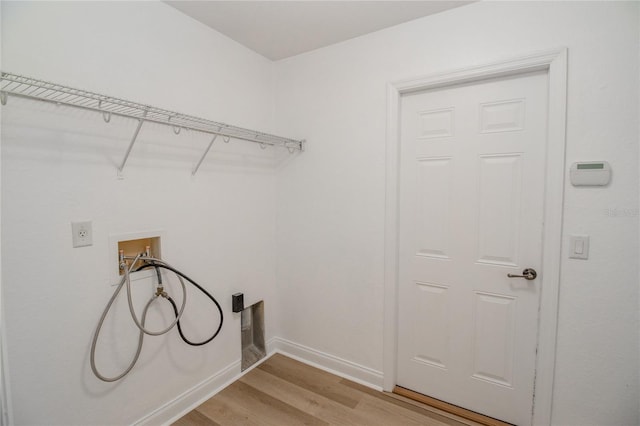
[0, 71, 305, 154]
[5, 87, 289, 147]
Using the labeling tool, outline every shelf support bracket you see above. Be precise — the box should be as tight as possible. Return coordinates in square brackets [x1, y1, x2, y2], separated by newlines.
[0, 92, 7, 106]
[117, 112, 147, 178]
[191, 134, 218, 176]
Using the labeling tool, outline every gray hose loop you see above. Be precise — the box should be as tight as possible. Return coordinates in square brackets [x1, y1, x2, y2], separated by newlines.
[90, 254, 187, 381]
[90, 256, 158, 382]
[125, 256, 187, 336]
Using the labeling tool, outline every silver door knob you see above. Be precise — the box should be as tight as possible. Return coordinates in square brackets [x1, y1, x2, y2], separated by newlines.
[507, 268, 537, 280]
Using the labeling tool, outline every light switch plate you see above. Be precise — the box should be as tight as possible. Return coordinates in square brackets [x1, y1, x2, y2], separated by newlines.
[569, 235, 589, 260]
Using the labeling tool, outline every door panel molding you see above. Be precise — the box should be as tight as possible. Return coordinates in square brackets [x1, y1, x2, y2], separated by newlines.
[383, 48, 567, 426]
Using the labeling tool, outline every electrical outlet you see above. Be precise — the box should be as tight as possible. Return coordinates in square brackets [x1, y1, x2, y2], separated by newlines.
[71, 221, 93, 248]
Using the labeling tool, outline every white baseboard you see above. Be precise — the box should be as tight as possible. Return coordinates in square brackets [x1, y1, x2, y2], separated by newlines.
[134, 337, 276, 426]
[270, 337, 384, 391]
[134, 336, 384, 425]
[133, 357, 241, 426]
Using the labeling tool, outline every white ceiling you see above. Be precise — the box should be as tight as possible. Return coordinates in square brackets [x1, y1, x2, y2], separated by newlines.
[165, 1, 474, 61]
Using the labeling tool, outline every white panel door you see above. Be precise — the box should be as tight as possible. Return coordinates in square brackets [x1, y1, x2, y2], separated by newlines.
[397, 71, 548, 425]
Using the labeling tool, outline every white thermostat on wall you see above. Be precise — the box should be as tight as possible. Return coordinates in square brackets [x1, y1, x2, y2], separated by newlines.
[570, 161, 611, 186]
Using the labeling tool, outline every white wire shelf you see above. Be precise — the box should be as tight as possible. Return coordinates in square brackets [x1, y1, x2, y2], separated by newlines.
[0, 71, 305, 175]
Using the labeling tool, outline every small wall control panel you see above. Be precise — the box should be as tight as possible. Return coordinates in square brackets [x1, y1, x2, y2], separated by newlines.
[570, 161, 611, 186]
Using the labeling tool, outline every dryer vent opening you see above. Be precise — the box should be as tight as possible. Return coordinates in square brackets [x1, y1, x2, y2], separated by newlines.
[241, 301, 265, 371]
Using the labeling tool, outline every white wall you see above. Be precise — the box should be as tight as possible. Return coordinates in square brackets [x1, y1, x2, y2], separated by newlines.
[0, 3, 8, 424]
[1, 2, 279, 425]
[274, 2, 640, 425]
[2, 1, 639, 425]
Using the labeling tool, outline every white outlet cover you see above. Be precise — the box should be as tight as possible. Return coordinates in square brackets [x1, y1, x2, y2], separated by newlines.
[72, 221, 93, 248]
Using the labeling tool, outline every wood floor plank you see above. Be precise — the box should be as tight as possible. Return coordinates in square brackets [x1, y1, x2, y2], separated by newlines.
[340, 379, 468, 426]
[385, 392, 480, 426]
[353, 391, 455, 426]
[173, 354, 486, 426]
[216, 380, 328, 426]
[194, 397, 262, 426]
[240, 364, 376, 425]
[242, 363, 454, 426]
[257, 354, 361, 409]
[172, 409, 220, 426]
[394, 386, 511, 426]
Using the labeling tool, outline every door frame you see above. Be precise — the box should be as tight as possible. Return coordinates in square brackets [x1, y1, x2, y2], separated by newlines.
[383, 48, 567, 425]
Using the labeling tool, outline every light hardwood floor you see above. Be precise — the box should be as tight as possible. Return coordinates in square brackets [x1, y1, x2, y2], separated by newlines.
[173, 353, 482, 426]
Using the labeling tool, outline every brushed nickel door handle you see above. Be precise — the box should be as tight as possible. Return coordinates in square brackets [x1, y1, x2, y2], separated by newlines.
[507, 268, 537, 280]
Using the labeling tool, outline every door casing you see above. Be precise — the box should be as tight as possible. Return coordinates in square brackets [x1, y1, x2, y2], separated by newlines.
[383, 48, 567, 426]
